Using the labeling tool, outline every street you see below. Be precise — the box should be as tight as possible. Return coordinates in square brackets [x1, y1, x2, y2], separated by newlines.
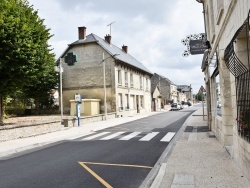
[0, 108, 196, 188]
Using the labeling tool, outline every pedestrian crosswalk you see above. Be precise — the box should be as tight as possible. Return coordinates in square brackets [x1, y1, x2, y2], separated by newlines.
[76, 131, 176, 142]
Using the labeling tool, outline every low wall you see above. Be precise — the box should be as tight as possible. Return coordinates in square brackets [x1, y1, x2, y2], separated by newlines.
[0, 112, 117, 142]
[0, 120, 62, 142]
[63, 113, 116, 127]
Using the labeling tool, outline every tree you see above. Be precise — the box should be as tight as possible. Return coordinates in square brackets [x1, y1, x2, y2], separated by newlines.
[196, 92, 205, 101]
[0, 0, 55, 123]
[22, 60, 58, 114]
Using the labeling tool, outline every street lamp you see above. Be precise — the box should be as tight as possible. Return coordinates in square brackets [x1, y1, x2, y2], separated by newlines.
[100, 52, 119, 120]
[54, 58, 64, 125]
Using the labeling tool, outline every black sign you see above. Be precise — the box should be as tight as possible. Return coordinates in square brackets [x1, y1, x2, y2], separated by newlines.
[65, 52, 78, 66]
[189, 40, 207, 55]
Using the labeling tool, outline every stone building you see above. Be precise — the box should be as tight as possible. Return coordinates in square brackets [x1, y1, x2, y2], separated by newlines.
[59, 26, 153, 117]
[197, 0, 250, 180]
[151, 73, 177, 105]
[151, 85, 162, 111]
[177, 85, 192, 101]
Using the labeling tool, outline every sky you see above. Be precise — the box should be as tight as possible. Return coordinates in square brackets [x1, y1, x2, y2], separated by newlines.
[28, 0, 205, 94]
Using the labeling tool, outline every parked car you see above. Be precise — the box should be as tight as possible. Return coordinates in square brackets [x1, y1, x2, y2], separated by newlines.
[171, 103, 181, 111]
[217, 101, 221, 108]
[187, 101, 192, 106]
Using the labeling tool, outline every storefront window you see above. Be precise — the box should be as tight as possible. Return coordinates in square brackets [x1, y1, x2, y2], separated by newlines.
[215, 74, 221, 116]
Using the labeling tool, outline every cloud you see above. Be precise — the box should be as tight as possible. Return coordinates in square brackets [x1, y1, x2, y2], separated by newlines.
[28, 0, 205, 93]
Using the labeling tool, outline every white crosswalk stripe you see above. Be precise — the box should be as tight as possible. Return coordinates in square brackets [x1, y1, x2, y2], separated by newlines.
[82, 132, 110, 140]
[100, 132, 126, 140]
[160, 132, 176, 142]
[119, 132, 141, 140]
[139, 132, 159, 141]
[79, 131, 176, 142]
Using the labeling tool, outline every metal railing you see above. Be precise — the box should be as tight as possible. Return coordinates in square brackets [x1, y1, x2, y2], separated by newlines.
[224, 14, 250, 142]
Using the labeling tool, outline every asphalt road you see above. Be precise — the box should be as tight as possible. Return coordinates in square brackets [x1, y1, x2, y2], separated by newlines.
[0, 108, 196, 188]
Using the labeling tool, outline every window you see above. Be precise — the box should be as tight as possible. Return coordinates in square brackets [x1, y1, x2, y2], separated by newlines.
[125, 94, 129, 110]
[130, 95, 134, 109]
[140, 76, 143, 89]
[215, 74, 221, 117]
[146, 78, 149, 91]
[216, 0, 224, 25]
[130, 73, 133, 87]
[118, 93, 123, 111]
[125, 72, 128, 87]
[140, 96, 144, 108]
[207, 3, 215, 42]
[118, 70, 122, 86]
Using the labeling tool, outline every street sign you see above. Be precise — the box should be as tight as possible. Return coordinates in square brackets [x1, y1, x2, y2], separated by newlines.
[189, 39, 207, 55]
[75, 94, 82, 102]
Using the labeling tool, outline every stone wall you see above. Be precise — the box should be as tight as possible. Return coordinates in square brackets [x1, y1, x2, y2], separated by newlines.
[0, 113, 117, 142]
[0, 121, 62, 142]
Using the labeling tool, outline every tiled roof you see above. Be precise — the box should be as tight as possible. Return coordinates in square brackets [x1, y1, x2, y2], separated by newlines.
[157, 73, 176, 85]
[68, 33, 152, 75]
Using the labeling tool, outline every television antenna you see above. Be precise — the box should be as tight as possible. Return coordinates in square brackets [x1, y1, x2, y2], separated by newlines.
[107, 21, 115, 36]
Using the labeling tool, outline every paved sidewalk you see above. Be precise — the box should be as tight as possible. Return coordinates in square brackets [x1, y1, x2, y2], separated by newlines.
[157, 108, 250, 188]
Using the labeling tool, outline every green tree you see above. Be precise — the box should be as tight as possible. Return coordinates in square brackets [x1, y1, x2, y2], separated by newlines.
[0, 0, 56, 123]
[196, 92, 205, 101]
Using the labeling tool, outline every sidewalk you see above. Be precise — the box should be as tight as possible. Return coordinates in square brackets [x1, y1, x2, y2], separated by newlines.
[156, 108, 250, 188]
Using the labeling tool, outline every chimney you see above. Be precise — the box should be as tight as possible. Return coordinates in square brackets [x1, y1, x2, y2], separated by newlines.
[122, 45, 128, 53]
[104, 34, 111, 44]
[78, 26, 86, 40]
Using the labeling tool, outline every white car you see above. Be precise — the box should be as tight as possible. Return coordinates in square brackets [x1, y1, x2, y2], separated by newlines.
[217, 101, 221, 108]
[171, 103, 181, 111]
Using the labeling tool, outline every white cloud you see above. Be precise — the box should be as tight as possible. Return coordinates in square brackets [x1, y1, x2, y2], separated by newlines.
[28, 0, 205, 94]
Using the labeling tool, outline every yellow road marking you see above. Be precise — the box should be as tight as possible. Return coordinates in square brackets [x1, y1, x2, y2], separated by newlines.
[81, 161, 153, 169]
[78, 162, 113, 188]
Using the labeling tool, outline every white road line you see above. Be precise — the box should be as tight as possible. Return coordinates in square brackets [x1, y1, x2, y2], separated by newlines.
[139, 132, 159, 141]
[67, 132, 95, 140]
[160, 132, 176, 142]
[82, 132, 110, 140]
[119, 132, 141, 140]
[100, 132, 126, 140]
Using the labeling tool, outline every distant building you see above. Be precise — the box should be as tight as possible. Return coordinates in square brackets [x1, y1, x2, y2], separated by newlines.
[151, 73, 177, 105]
[177, 85, 192, 101]
[151, 85, 162, 111]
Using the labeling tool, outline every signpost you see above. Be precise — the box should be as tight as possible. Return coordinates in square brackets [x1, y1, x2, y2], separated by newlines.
[189, 39, 207, 55]
[75, 93, 82, 126]
[181, 33, 207, 57]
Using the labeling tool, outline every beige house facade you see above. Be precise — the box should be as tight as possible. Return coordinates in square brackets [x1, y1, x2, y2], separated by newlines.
[60, 27, 152, 117]
[197, 0, 250, 180]
[151, 85, 162, 111]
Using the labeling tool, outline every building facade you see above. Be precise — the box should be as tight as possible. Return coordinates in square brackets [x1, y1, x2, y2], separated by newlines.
[151, 73, 178, 105]
[177, 85, 192, 102]
[197, 0, 250, 180]
[60, 27, 152, 117]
